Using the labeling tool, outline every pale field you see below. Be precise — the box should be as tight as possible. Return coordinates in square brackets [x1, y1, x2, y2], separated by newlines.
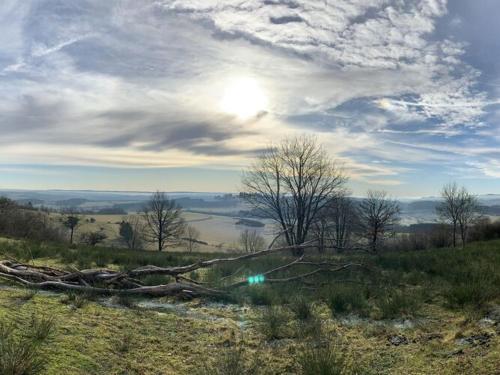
[60, 212, 275, 252]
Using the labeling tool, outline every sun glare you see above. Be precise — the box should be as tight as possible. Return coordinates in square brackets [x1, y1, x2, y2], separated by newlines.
[220, 77, 268, 119]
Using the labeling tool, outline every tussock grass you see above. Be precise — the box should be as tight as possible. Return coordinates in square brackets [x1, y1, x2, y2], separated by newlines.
[0, 315, 55, 375]
[198, 347, 262, 375]
[259, 306, 290, 340]
[290, 295, 313, 321]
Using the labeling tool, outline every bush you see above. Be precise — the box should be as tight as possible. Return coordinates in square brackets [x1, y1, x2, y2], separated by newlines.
[79, 231, 107, 246]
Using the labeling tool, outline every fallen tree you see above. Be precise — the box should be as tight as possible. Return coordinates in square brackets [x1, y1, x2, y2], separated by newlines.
[0, 242, 365, 299]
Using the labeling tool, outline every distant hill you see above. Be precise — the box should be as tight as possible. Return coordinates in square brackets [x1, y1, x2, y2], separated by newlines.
[55, 198, 89, 207]
[406, 200, 438, 211]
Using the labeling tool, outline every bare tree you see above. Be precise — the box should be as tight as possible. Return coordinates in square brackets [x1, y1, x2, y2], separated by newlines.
[358, 190, 400, 253]
[119, 216, 145, 250]
[143, 192, 185, 251]
[436, 183, 461, 248]
[456, 187, 480, 248]
[242, 135, 347, 255]
[311, 193, 357, 252]
[437, 183, 480, 248]
[184, 225, 201, 252]
[239, 229, 266, 253]
[62, 213, 80, 244]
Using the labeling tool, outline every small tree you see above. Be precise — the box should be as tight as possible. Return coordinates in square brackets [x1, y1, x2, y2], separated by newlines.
[63, 214, 80, 244]
[456, 187, 480, 248]
[239, 229, 266, 253]
[436, 183, 461, 248]
[119, 216, 144, 250]
[143, 192, 185, 251]
[80, 231, 107, 246]
[184, 225, 200, 252]
[358, 190, 400, 253]
[437, 183, 480, 248]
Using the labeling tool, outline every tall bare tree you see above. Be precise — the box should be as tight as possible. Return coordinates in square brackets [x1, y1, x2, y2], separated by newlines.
[436, 183, 461, 248]
[358, 190, 400, 253]
[143, 192, 185, 252]
[242, 135, 346, 254]
[239, 229, 266, 253]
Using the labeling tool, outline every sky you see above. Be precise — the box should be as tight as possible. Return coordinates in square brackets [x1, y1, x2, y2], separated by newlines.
[1, 0, 500, 196]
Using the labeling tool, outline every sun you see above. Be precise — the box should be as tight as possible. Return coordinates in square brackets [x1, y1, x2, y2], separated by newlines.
[220, 77, 268, 119]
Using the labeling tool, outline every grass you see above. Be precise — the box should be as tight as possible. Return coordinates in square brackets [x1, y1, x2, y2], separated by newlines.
[0, 238, 500, 373]
[375, 288, 422, 319]
[259, 305, 290, 340]
[326, 285, 368, 316]
[0, 315, 55, 375]
[297, 340, 348, 375]
[290, 295, 313, 321]
[199, 347, 261, 375]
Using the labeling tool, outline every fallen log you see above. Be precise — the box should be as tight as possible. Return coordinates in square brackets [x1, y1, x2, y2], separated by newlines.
[0, 241, 366, 299]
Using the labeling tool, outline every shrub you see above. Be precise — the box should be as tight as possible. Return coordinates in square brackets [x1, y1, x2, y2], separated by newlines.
[80, 231, 107, 246]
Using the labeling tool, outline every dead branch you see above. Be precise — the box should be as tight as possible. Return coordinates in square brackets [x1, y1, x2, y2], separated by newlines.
[0, 240, 366, 299]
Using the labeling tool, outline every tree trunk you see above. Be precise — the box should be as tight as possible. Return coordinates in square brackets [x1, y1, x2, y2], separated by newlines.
[452, 222, 457, 248]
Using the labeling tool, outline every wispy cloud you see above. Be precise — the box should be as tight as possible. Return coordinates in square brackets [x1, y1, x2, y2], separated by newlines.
[0, 0, 499, 193]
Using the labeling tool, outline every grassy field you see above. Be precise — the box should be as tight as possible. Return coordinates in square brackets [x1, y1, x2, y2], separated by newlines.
[60, 212, 272, 252]
[0, 239, 499, 374]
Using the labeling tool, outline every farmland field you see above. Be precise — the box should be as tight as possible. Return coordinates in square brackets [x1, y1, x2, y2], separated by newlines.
[71, 212, 274, 252]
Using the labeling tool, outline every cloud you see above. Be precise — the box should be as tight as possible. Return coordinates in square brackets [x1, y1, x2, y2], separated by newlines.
[163, 0, 488, 127]
[0, 0, 499, 192]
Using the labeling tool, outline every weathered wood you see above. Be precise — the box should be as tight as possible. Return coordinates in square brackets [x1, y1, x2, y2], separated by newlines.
[0, 241, 364, 299]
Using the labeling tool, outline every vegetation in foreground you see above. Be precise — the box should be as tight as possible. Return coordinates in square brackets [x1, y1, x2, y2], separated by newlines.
[0, 238, 499, 374]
